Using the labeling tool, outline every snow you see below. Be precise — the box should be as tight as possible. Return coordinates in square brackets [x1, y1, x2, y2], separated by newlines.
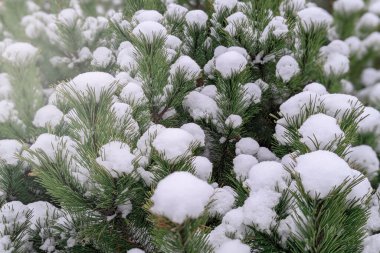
[33, 105, 64, 128]
[120, 82, 147, 105]
[0, 74, 12, 99]
[220, 207, 246, 236]
[363, 234, 380, 253]
[256, 147, 279, 162]
[27, 133, 77, 163]
[303, 82, 328, 95]
[132, 21, 167, 42]
[357, 13, 380, 31]
[215, 51, 248, 78]
[242, 82, 262, 104]
[281, 152, 297, 168]
[246, 161, 289, 192]
[58, 8, 79, 27]
[274, 118, 290, 145]
[369, 2, 380, 15]
[298, 113, 344, 151]
[276, 55, 300, 82]
[361, 68, 380, 87]
[242, 189, 280, 231]
[225, 114, 243, 128]
[68, 72, 116, 102]
[127, 249, 145, 253]
[261, 16, 288, 42]
[208, 226, 232, 249]
[200, 85, 218, 99]
[348, 169, 372, 202]
[133, 10, 163, 23]
[2, 42, 38, 64]
[294, 150, 369, 199]
[214, 0, 238, 12]
[150, 172, 214, 223]
[180, 123, 206, 147]
[165, 35, 182, 50]
[27, 201, 61, 229]
[226, 12, 248, 24]
[152, 128, 195, 161]
[235, 137, 259, 155]
[297, 7, 333, 29]
[185, 10, 208, 27]
[320, 93, 362, 120]
[358, 107, 380, 133]
[0, 201, 30, 251]
[192, 156, 213, 181]
[135, 124, 166, 158]
[320, 40, 350, 57]
[110, 102, 139, 135]
[170, 55, 201, 80]
[280, 0, 305, 15]
[166, 4, 188, 17]
[363, 32, 380, 52]
[333, 0, 365, 13]
[0, 140, 23, 166]
[323, 53, 350, 76]
[345, 36, 364, 57]
[215, 240, 250, 253]
[91, 47, 115, 68]
[183, 91, 219, 120]
[368, 83, 380, 105]
[117, 44, 137, 71]
[0, 100, 19, 123]
[96, 141, 135, 178]
[233, 154, 258, 181]
[209, 187, 236, 217]
[347, 145, 379, 179]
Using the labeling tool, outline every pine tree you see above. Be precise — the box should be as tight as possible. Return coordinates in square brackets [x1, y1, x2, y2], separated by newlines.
[0, 0, 380, 252]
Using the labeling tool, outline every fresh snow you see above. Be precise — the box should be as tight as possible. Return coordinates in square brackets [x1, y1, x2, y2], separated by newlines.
[170, 55, 201, 80]
[132, 21, 167, 41]
[192, 156, 213, 181]
[215, 239, 250, 253]
[33, 105, 64, 128]
[298, 113, 344, 151]
[150, 172, 214, 224]
[91, 47, 115, 68]
[152, 128, 195, 161]
[235, 137, 260, 156]
[68, 72, 116, 102]
[215, 51, 248, 78]
[96, 141, 135, 177]
[0, 139, 23, 166]
[183, 91, 219, 120]
[294, 150, 372, 199]
[2, 42, 38, 64]
[276, 55, 300, 82]
[233, 154, 258, 181]
[185, 10, 208, 27]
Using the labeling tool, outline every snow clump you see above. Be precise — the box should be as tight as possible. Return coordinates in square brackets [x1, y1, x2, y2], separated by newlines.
[150, 172, 214, 224]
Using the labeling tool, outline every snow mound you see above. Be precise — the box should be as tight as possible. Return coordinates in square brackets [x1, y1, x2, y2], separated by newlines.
[152, 128, 195, 162]
[150, 172, 214, 223]
[68, 72, 116, 102]
[33, 105, 64, 128]
[96, 141, 135, 177]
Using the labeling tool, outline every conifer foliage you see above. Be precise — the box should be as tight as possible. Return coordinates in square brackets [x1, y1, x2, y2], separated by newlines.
[0, 0, 380, 252]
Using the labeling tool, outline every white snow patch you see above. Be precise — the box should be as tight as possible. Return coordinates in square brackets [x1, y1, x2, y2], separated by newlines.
[152, 128, 195, 161]
[150, 172, 214, 223]
[276, 55, 300, 82]
[33, 105, 64, 128]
